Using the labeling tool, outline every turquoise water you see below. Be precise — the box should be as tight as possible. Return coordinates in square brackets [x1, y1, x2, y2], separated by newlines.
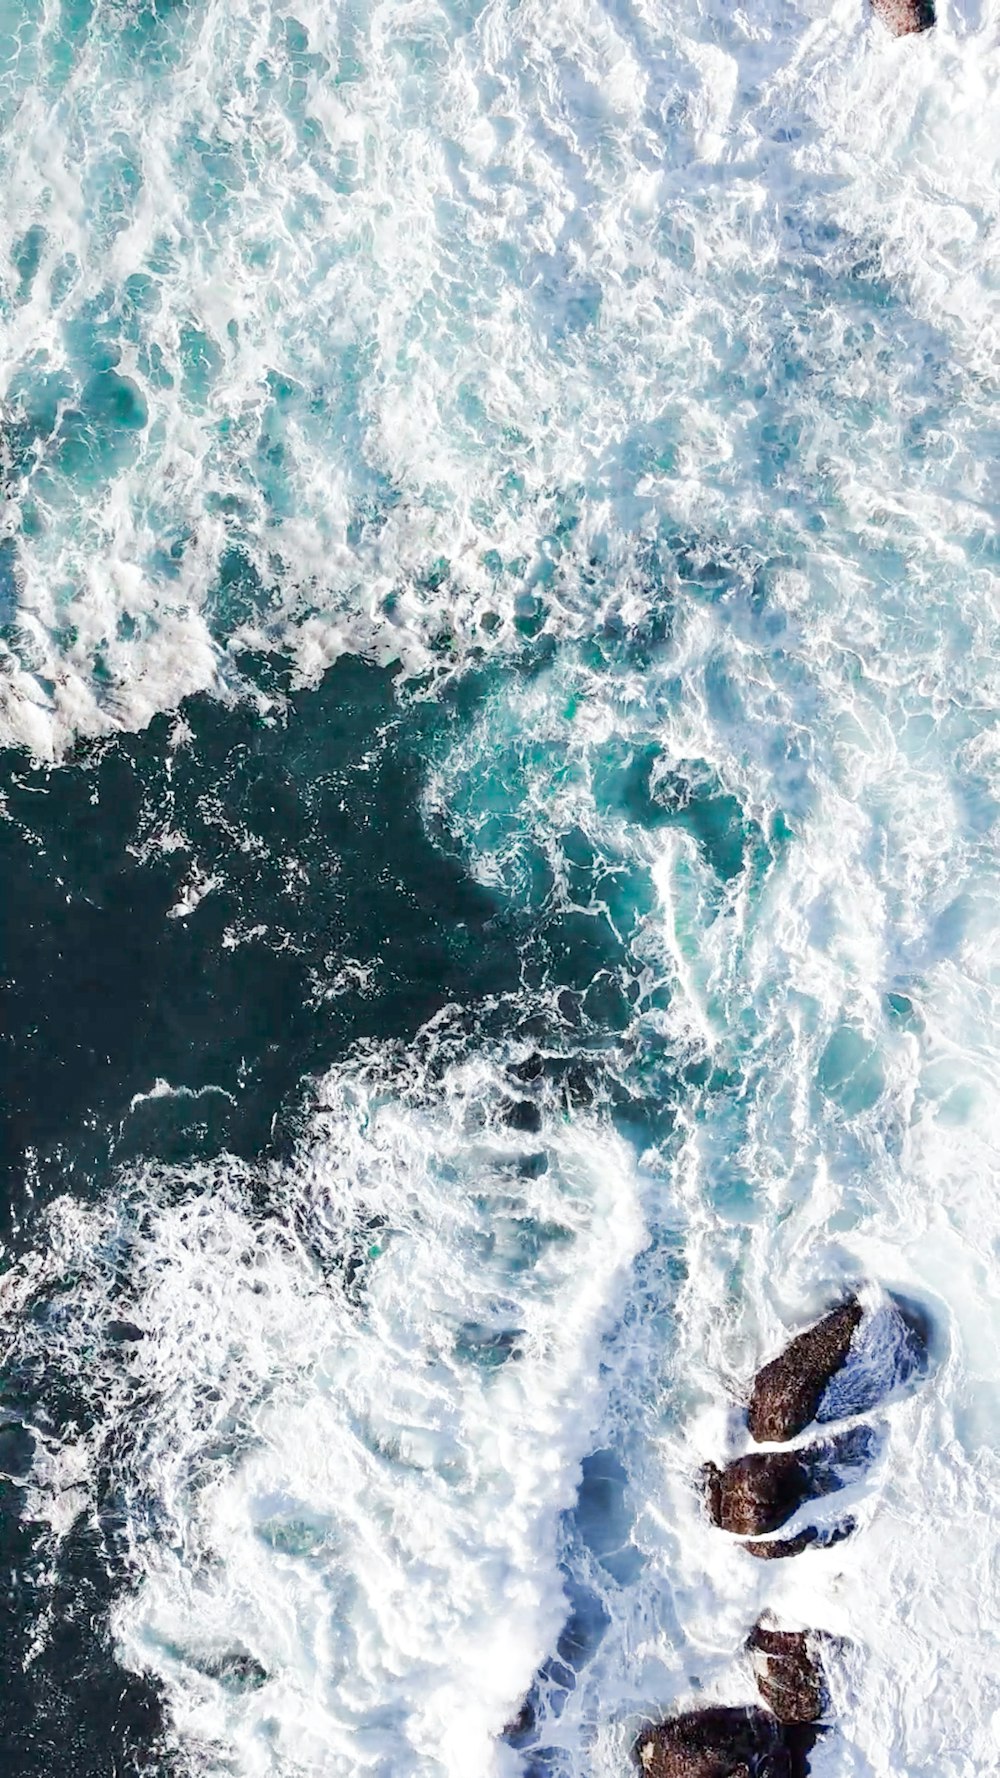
[2, 3, 1000, 1775]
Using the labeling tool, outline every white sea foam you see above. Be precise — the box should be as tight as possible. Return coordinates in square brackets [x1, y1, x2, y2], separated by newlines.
[414, 592, 1000, 1772]
[13, 1048, 646, 1777]
[1, 0, 998, 754]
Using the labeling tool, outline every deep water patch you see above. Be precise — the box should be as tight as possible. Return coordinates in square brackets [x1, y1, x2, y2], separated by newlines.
[0, 654, 522, 1235]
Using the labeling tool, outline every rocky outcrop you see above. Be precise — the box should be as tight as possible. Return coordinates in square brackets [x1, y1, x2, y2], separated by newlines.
[704, 1426, 876, 1536]
[703, 1449, 811, 1537]
[741, 1517, 857, 1560]
[646, 1285, 932, 1776]
[747, 1624, 826, 1724]
[871, 0, 935, 34]
[633, 1706, 794, 1778]
[748, 1299, 863, 1443]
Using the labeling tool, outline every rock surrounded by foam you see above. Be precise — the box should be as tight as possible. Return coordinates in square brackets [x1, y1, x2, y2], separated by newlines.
[703, 1425, 877, 1536]
[747, 1624, 826, 1726]
[871, 0, 935, 35]
[704, 1449, 810, 1538]
[633, 1707, 794, 1778]
[747, 1299, 863, 1443]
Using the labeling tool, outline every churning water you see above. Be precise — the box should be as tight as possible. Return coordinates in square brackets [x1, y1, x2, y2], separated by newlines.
[1, 1, 999, 1774]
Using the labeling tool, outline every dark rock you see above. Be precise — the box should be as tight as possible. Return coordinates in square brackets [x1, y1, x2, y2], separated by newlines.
[633, 1707, 791, 1778]
[741, 1517, 857, 1560]
[748, 1299, 863, 1443]
[747, 1623, 826, 1724]
[502, 1696, 537, 1745]
[781, 1725, 823, 1778]
[510, 1051, 544, 1083]
[871, 0, 935, 34]
[198, 1650, 268, 1690]
[502, 1098, 543, 1133]
[702, 1450, 810, 1537]
[704, 1426, 878, 1536]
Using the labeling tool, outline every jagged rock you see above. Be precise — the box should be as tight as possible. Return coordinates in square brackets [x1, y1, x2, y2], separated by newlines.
[703, 1426, 877, 1536]
[748, 1300, 863, 1443]
[633, 1707, 792, 1778]
[747, 1624, 826, 1724]
[871, 0, 935, 34]
[741, 1517, 857, 1560]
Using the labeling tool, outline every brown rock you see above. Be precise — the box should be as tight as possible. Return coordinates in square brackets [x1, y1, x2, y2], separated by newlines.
[632, 1707, 791, 1778]
[741, 1517, 857, 1561]
[747, 1624, 827, 1725]
[702, 1450, 811, 1538]
[704, 1426, 876, 1537]
[748, 1300, 863, 1443]
[871, 0, 935, 34]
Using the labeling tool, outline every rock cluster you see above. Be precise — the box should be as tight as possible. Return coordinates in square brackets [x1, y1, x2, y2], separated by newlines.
[630, 1288, 929, 1775]
[741, 1517, 856, 1561]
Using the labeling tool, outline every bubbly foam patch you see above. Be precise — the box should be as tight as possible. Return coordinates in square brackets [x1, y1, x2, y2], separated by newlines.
[9, 1049, 645, 1777]
[2, 0, 999, 753]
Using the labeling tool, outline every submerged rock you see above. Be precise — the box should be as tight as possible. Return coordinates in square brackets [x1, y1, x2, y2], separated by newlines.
[704, 1426, 877, 1536]
[748, 1299, 863, 1443]
[871, 0, 935, 34]
[197, 1649, 268, 1690]
[502, 1696, 537, 1746]
[747, 1623, 826, 1724]
[633, 1706, 792, 1778]
[741, 1517, 857, 1560]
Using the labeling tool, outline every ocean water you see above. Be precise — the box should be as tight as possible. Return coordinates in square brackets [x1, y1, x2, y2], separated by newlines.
[2, 1, 1000, 1774]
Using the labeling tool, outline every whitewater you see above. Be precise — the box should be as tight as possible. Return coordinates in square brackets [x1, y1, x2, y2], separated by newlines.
[1, 1, 999, 1775]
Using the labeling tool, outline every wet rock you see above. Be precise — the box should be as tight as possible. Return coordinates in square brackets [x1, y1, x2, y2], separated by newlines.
[198, 1650, 268, 1690]
[741, 1517, 857, 1560]
[633, 1706, 791, 1778]
[703, 1449, 810, 1537]
[510, 1051, 545, 1083]
[781, 1725, 823, 1778]
[747, 1623, 826, 1724]
[704, 1427, 877, 1537]
[748, 1299, 863, 1443]
[871, 0, 935, 34]
[502, 1696, 537, 1746]
[502, 1097, 543, 1133]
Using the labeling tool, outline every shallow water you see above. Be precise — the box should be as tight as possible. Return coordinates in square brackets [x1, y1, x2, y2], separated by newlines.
[2, 2, 1000, 1775]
